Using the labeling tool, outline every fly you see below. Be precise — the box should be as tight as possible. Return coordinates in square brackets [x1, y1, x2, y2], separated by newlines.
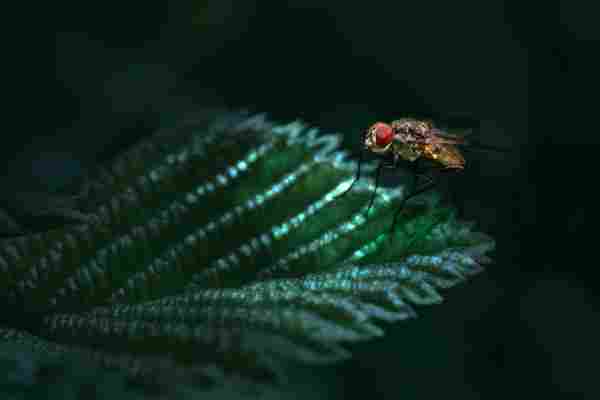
[339, 117, 504, 237]
[367, 118, 467, 170]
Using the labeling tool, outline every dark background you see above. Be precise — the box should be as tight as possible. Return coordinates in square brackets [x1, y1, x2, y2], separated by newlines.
[3, 0, 598, 398]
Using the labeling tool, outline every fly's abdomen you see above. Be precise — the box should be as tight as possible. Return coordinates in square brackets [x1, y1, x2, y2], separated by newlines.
[430, 144, 465, 169]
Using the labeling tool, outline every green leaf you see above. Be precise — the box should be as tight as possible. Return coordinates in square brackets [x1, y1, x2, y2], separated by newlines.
[0, 110, 495, 395]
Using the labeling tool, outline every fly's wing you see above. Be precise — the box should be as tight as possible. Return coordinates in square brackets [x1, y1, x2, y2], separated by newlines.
[437, 143, 466, 169]
[429, 128, 467, 145]
[426, 114, 509, 153]
[431, 128, 508, 153]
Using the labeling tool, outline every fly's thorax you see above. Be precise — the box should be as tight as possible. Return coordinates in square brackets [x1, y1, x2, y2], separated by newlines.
[391, 118, 433, 143]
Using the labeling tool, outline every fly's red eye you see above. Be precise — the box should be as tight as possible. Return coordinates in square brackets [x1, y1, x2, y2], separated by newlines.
[372, 122, 394, 146]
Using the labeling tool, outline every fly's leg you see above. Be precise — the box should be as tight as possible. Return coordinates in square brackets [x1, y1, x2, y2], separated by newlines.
[337, 149, 364, 198]
[337, 129, 371, 199]
[363, 156, 398, 217]
[363, 159, 383, 217]
[390, 174, 435, 235]
[388, 162, 436, 239]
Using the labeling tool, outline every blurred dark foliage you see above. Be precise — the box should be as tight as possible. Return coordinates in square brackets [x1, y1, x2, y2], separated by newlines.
[0, 0, 597, 398]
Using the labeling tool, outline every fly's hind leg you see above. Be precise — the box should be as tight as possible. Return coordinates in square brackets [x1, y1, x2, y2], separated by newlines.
[388, 161, 437, 240]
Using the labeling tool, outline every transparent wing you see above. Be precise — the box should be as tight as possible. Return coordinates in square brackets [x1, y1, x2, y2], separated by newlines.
[429, 128, 467, 145]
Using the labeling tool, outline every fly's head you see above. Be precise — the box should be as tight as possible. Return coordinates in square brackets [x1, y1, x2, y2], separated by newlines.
[364, 122, 394, 155]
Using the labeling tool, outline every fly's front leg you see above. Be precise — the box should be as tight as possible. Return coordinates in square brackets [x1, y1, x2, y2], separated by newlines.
[363, 156, 397, 217]
[337, 130, 374, 199]
[337, 149, 364, 199]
